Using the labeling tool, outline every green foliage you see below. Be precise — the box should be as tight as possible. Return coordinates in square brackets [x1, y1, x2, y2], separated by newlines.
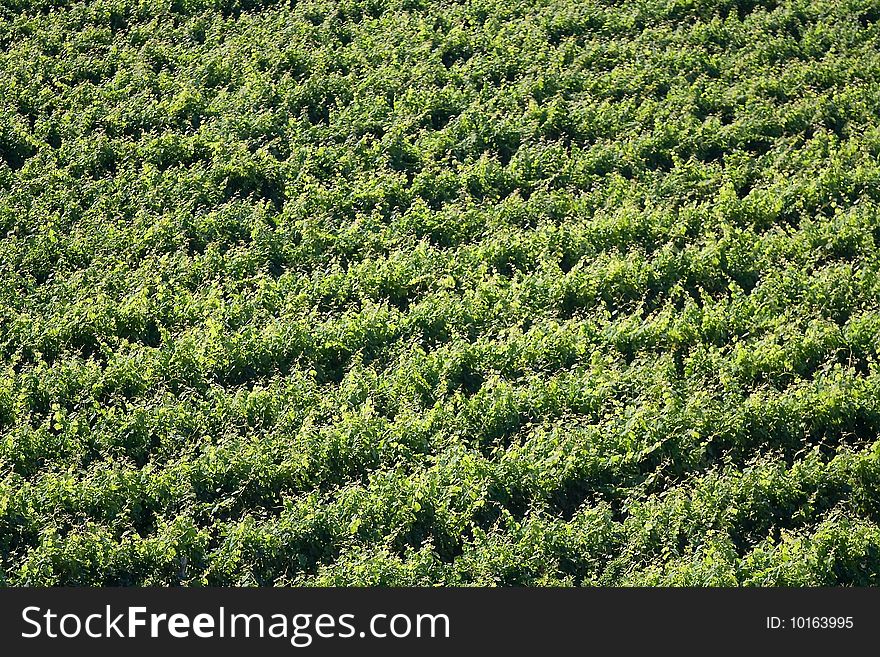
[2, 0, 880, 585]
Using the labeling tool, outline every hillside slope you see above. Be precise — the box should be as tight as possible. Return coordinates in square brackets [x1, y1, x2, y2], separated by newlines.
[2, 0, 880, 584]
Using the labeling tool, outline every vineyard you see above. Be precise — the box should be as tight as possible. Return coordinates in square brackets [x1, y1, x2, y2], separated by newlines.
[2, 0, 880, 585]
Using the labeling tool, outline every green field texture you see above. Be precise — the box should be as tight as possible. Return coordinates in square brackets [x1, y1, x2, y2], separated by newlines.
[2, 0, 880, 585]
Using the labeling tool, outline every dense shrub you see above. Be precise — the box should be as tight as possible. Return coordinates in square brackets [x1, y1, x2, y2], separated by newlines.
[1, 0, 880, 585]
